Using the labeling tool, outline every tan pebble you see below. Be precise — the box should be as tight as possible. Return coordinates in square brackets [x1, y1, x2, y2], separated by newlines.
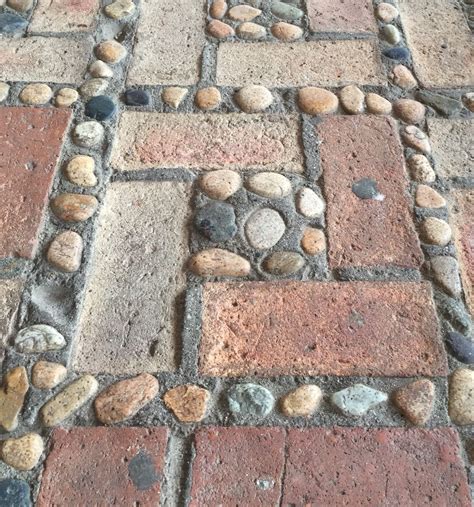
[401, 125, 431, 153]
[104, 0, 136, 20]
[237, 22, 266, 40]
[415, 185, 446, 209]
[365, 93, 392, 115]
[340, 85, 364, 114]
[235, 85, 273, 112]
[392, 379, 435, 426]
[47, 231, 83, 272]
[1, 433, 43, 471]
[463, 92, 474, 112]
[280, 385, 323, 417]
[301, 227, 326, 255]
[449, 368, 474, 425]
[64, 156, 97, 187]
[19, 83, 52, 105]
[376, 2, 398, 22]
[6, 0, 32, 12]
[200, 169, 242, 200]
[163, 384, 210, 423]
[264, 251, 305, 275]
[32, 361, 67, 390]
[390, 64, 417, 89]
[162, 87, 188, 109]
[207, 19, 235, 39]
[271, 22, 303, 41]
[298, 87, 338, 115]
[393, 99, 426, 124]
[0, 367, 28, 432]
[189, 248, 250, 277]
[195, 87, 221, 110]
[89, 60, 114, 78]
[55, 88, 79, 108]
[95, 40, 127, 64]
[50, 193, 98, 222]
[210, 0, 227, 19]
[407, 154, 436, 183]
[246, 172, 292, 198]
[228, 5, 261, 21]
[0, 82, 10, 102]
[420, 217, 452, 246]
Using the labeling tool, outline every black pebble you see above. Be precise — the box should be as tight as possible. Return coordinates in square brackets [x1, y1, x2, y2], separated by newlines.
[124, 89, 150, 106]
[446, 331, 474, 364]
[195, 202, 237, 242]
[85, 96, 117, 121]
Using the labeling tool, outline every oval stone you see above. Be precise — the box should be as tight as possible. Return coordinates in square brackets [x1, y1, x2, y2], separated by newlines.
[189, 249, 251, 277]
[296, 188, 325, 218]
[79, 78, 108, 98]
[245, 208, 286, 250]
[271, 1, 303, 20]
[449, 369, 474, 425]
[199, 170, 241, 200]
[415, 185, 446, 208]
[19, 83, 52, 105]
[264, 251, 305, 275]
[280, 385, 323, 417]
[420, 217, 452, 246]
[51, 193, 98, 222]
[301, 227, 326, 255]
[298, 87, 338, 115]
[195, 87, 221, 111]
[340, 85, 365, 114]
[446, 332, 474, 364]
[64, 156, 97, 187]
[235, 85, 273, 113]
[210, 0, 227, 19]
[408, 154, 436, 183]
[246, 172, 292, 198]
[236, 22, 266, 40]
[85, 95, 117, 121]
[55, 87, 79, 108]
[1, 433, 44, 471]
[14, 325, 66, 354]
[271, 22, 303, 41]
[73, 121, 104, 148]
[402, 126, 431, 154]
[228, 5, 261, 21]
[47, 231, 83, 272]
[95, 40, 127, 63]
[32, 361, 67, 389]
[207, 19, 235, 38]
[390, 64, 417, 89]
[227, 383, 274, 418]
[365, 93, 392, 115]
[393, 99, 426, 124]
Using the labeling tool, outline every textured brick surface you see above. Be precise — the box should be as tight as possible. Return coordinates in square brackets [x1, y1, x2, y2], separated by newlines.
[111, 112, 304, 172]
[73, 181, 191, 374]
[0, 107, 71, 260]
[216, 40, 385, 87]
[307, 0, 377, 33]
[199, 281, 447, 377]
[29, 0, 99, 32]
[318, 115, 423, 270]
[127, 0, 205, 85]
[0, 37, 93, 84]
[399, 0, 473, 88]
[190, 427, 286, 506]
[37, 427, 168, 506]
[0, 279, 23, 363]
[428, 119, 473, 181]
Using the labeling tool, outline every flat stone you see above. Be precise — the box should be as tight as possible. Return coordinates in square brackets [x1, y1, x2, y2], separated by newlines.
[393, 99, 426, 124]
[352, 178, 384, 200]
[446, 332, 474, 364]
[32, 361, 67, 389]
[50, 193, 98, 222]
[246, 173, 292, 198]
[390, 64, 417, 89]
[245, 208, 286, 250]
[296, 188, 325, 218]
[449, 368, 474, 425]
[383, 24, 401, 44]
[227, 384, 274, 418]
[124, 89, 150, 106]
[210, 0, 227, 18]
[0, 82, 9, 102]
[79, 78, 108, 98]
[163, 384, 210, 423]
[207, 19, 235, 38]
[264, 251, 305, 275]
[0, 12, 27, 33]
[429, 256, 462, 297]
[95, 40, 127, 64]
[271, 22, 303, 41]
[29, 0, 99, 32]
[64, 156, 97, 187]
[195, 87, 221, 110]
[435, 292, 472, 336]
[416, 90, 462, 117]
[298, 87, 338, 115]
[41, 375, 98, 427]
[85, 95, 117, 121]
[408, 154, 436, 183]
[7, 0, 33, 12]
[1, 433, 43, 471]
[271, 1, 303, 20]
[420, 217, 452, 246]
[234, 85, 273, 113]
[376, 2, 398, 22]
[301, 227, 326, 255]
[194, 202, 237, 242]
[308, 0, 376, 33]
[162, 87, 188, 108]
[228, 5, 261, 21]
[365, 93, 392, 115]
[55, 88, 79, 108]
[200, 170, 241, 200]
[384, 47, 410, 61]
[189, 249, 251, 277]
[280, 385, 323, 417]
[14, 325, 66, 354]
[89, 60, 113, 78]
[94, 374, 158, 424]
[0, 367, 28, 431]
[415, 185, 446, 208]
[0, 279, 23, 353]
[331, 384, 388, 417]
[104, 0, 135, 19]
[340, 85, 365, 114]
[401, 125, 431, 153]
[0, 480, 31, 507]
[47, 231, 83, 272]
[19, 83, 52, 105]
[237, 22, 266, 40]
[73, 121, 104, 147]
[393, 379, 435, 425]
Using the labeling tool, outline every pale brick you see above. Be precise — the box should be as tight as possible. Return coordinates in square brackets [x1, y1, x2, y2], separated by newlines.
[216, 40, 385, 87]
[29, 0, 99, 33]
[73, 181, 191, 374]
[111, 112, 303, 172]
[307, 0, 377, 33]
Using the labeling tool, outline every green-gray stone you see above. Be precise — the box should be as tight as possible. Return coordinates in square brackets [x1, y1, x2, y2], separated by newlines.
[271, 1, 304, 20]
[331, 384, 387, 417]
[14, 324, 66, 353]
[227, 383, 274, 418]
[416, 90, 462, 117]
[383, 24, 401, 44]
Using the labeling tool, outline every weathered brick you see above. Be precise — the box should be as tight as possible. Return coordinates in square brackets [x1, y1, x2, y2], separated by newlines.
[29, 0, 99, 33]
[216, 40, 385, 87]
[127, 0, 205, 85]
[398, 0, 473, 88]
[318, 115, 423, 270]
[0, 107, 71, 260]
[0, 279, 23, 356]
[428, 119, 473, 181]
[73, 181, 191, 374]
[37, 427, 168, 506]
[0, 37, 93, 84]
[199, 281, 447, 377]
[190, 427, 286, 506]
[111, 112, 303, 172]
[307, 0, 377, 33]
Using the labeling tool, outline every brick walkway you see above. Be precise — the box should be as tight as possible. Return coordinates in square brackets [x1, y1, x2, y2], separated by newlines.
[0, 0, 473, 505]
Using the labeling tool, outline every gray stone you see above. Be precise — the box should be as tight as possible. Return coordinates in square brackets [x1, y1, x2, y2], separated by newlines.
[73, 121, 104, 148]
[0, 480, 31, 507]
[435, 293, 472, 335]
[416, 90, 462, 117]
[429, 256, 461, 297]
[331, 384, 388, 417]
[227, 383, 274, 418]
[351, 178, 384, 201]
[194, 202, 237, 242]
[271, 0, 304, 20]
[245, 208, 286, 250]
[0, 279, 23, 351]
[79, 78, 108, 98]
[446, 332, 474, 365]
[0, 12, 27, 33]
[14, 325, 66, 354]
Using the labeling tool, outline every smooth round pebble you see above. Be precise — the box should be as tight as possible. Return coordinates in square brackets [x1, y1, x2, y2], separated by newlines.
[390, 64, 417, 89]
[210, 0, 227, 19]
[19, 83, 52, 105]
[124, 88, 150, 106]
[104, 0, 135, 19]
[89, 60, 113, 78]
[365, 93, 392, 115]
[79, 78, 108, 98]
[51, 193, 98, 222]
[298, 87, 338, 115]
[415, 185, 446, 208]
[228, 5, 261, 21]
[408, 154, 436, 183]
[420, 217, 452, 246]
[55, 88, 79, 108]
[376, 2, 399, 22]
[280, 385, 323, 417]
[301, 227, 326, 255]
[296, 188, 325, 218]
[271, 22, 302, 41]
[449, 369, 474, 424]
[429, 256, 461, 297]
[195, 87, 221, 110]
[7, 0, 33, 11]
[237, 22, 266, 39]
[73, 121, 104, 147]
[264, 251, 305, 275]
[194, 202, 237, 242]
[47, 231, 83, 272]
[163, 384, 210, 423]
[227, 383, 274, 418]
[85, 95, 117, 121]
[64, 156, 97, 187]
[393, 99, 426, 124]
[383, 24, 401, 44]
[162, 87, 188, 108]
[189, 248, 250, 277]
[446, 332, 474, 364]
[340, 85, 364, 114]
[245, 208, 286, 250]
[271, 0, 303, 20]
[235, 85, 273, 112]
[207, 19, 235, 38]
[199, 169, 241, 200]
[95, 40, 127, 63]
[32, 361, 67, 389]
[1, 434, 43, 471]
[246, 172, 291, 198]
[402, 126, 431, 154]
[384, 47, 410, 61]
[14, 324, 66, 354]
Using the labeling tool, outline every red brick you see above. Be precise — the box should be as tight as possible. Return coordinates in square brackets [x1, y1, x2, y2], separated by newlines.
[0, 107, 71, 260]
[317, 115, 423, 270]
[37, 427, 168, 506]
[307, 0, 377, 33]
[189, 427, 286, 506]
[199, 281, 447, 377]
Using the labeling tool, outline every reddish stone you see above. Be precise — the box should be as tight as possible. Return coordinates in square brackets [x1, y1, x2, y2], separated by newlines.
[37, 427, 168, 506]
[189, 427, 285, 506]
[199, 281, 447, 377]
[317, 115, 423, 270]
[0, 107, 71, 260]
[307, 0, 377, 33]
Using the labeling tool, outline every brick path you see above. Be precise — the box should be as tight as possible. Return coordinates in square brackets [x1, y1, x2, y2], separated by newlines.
[0, 0, 473, 505]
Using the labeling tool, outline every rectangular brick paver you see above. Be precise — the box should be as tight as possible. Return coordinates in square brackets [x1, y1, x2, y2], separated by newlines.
[29, 0, 99, 33]
[399, 0, 473, 88]
[38, 427, 168, 506]
[73, 181, 191, 374]
[199, 281, 447, 377]
[111, 112, 304, 172]
[0, 36, 93, 84]
[307, 0, 377, 33]
[318, 115, 423, 270]
[127, 0, 205, 85]
[216, 40, 385, 87]
[0, 107, 71, 260]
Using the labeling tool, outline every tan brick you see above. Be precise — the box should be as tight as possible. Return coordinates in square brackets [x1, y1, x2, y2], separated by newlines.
[127, 0, 205, 85]
[199, 281, 447, 377]
[0, 37, 93, 84]
[73, 181, 191, 374]
[307, 0, 377, 33]
[29, 0, 99, 33]
[111, 112, 304, 172]
[399, 0, 473, 88]
[216, 40, 385, 87]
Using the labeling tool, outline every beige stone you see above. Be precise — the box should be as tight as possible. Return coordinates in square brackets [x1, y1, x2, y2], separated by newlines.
[199, 170, 242, 200]
[228, 5, 261, 21]
[104, 0, 135, 19]
[7, 0, 33, 12]
[189, 249, 251, 277]
[89, 60, 114, 78]
[32, 361, 67, 390]
[79, 78, 108, 98]
[271, 22, 303, 41]
[298, 87, 338, 115]
[236, 22, 266, 40]
[301, 227, 326, 255]
[393, 99, 426, 124]
[296, 188, 325, 218]
[50, 194, 98, 222]
[415, 185, 446, 209]
[195, 87, 222, 110]
[1, 433, 43, 471]
[162, 87, 188, 109]
[0, 82, 10, 102]
[246, 173, 292, 198]
[235, 85, 273, 112]
[393, 380, 435, 425]
[280, 385, 323, 417]
[163, 385, 210, 423]
[55, 88, 79, 108]
[207, 19, 235, 39]
[420, 217, 452, 246]
[390, 64, 417, 89]
[95, 40, 127, 64]
[376, 2, 398, 22]
[365, 93, 392, 115]
[401, 126, 431, 154]
[64, 156, 97, 187]
[19, 84, 53, 105]
[264, 251, 305, 275]
[449, 368, 474, 425]
[210, 0, 227, 19]
[0, 367, 28, 432]
[408, 154, 436, 183]
[47, 231, 83, 272]
[340, 85, 365, 114]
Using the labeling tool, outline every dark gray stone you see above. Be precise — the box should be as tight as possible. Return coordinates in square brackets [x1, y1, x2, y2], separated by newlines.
[0, 13, 28, 34]
[128, 450, 160, 491]
[85, 96, 117, 121]
[351, 178, 383, 200]
[384, 47, 410, 61]
[124, 89, 151, 106]
[227, 383, 275, 418]
[435, 293, 472, 334]
[195, 202, 237, 242]
[446, 332, 474, 364]
[0, 480, 31, 507]
[416, 90, 462, 117]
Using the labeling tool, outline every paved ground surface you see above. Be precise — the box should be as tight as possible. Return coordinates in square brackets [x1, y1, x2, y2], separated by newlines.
[0, 0, 473, 505]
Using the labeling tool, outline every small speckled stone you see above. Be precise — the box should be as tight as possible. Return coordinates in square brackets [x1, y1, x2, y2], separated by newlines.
[14, 325, 66, 354]
[0, 82, 9, 102]
[365, 93, 392, 115]
[376, 2, 398, 22]
[331, 384, 387, 417]
[64, 156, 97, 187]
[384, 47, 410, 61]
[237, 22, 266, 40]
[420, 217, 452, 246]
[47, 231, 83, 272]
[19, 83, 52, 105]
[0, 12, 27, 33]
[89, 60, 113, 78]
[32, 361, 67, 390]
[246, 172, 291, 198]
[408, 154, 436, 183]
[210, 0, 227, 19]
[207, 19, 235, 38]
[402, 126, 431, 153]
[271, 0, 303, 20]
[195, 202, 237, 242]
[235, 85, 273, 112]
[296, 188, 325, 218]
[163, 384, 210, 423]
[199, 169, 241, 200]
[390, 64, 417, 89]
[79, 78, 108, 98]
[104, 0, 135, 19]
[228, 5, 261, 21]
[95, 40, 127, 64]
[298, 87, 338, 115]
[54, 88, 79, 108]
[195, 87, 221, 110]
[0, 480, 31, 507]
[227, 383, 274, 418]
[51, 193, 98, 222]
[245, 208, 286, 250]
[124, 89, 150, 106]
[189, 249, 250, 277]
[301, 227, 326, 255]
[271, 22, 302, 41]
[280, 385, 323, 417]
[446, 332, 474, 365]
[7, 0, 32, 11]
[264, 251, 305, 275]
[0, 367, 28, 432]
[1, 433, 43, 471]
[340, 85, 364, 114]
[415, 185, 446, 208]
[162, 87, 188, 108]
[449, 368, 474, 425]
[393, 99, 426, 124]
[393, 379, 435, 425]
[383, 24, 401, 44]
[463, 92, 474, 112]
[73, 121, 104, 147]
[429, 256, 461, 297]
[40, 375, 98, 427]
[85, 95, 117, 121]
